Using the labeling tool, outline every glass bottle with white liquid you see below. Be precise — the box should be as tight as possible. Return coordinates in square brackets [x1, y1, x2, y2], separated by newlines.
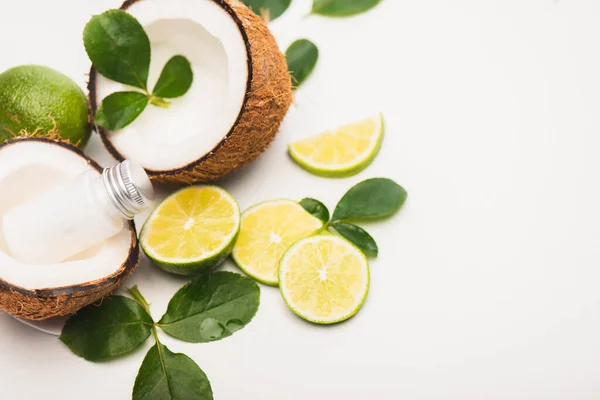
[2, 160, 154, 264]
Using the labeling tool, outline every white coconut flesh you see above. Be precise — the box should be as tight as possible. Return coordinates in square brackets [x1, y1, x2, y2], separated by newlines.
[0, 141, 133, 290]
[95, 0, 249, 171]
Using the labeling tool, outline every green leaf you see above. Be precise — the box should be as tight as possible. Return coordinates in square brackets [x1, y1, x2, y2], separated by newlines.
[241, 0, 292, 21]
[95, 91, 149, 130]
[158, 272, 260, 343]
[152, 55, 194, 99]
[330, 222, 378, 257]
[332, 178, 407, 221]
[300, 198, 330, 224]
[286, 39, 319, 89]
[311, 0, 382, 17]
[133, 344, 213, 400]
[60, 296, 153, 361]
[84, 9, 151, 90]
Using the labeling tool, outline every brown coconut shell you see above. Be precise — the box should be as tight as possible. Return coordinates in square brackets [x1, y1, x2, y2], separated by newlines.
[88, 0, 293, 184]
[0, 137, 139, 320]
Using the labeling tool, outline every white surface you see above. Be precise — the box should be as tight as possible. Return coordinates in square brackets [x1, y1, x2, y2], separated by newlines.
[2, 0, 600, 399]
[96, 0, 249, 171]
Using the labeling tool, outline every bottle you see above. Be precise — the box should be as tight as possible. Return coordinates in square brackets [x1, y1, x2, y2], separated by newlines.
[2, 160, 155, 264]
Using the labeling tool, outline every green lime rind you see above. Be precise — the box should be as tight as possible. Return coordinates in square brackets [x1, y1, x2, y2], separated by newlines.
[288, 113, 384, 178]
[232, 199, 325, 286]
[140, 186, 241, 277]
[278, 235, 370, 325]
[142, 230, 239, 276]
[233, 257, 280, 287]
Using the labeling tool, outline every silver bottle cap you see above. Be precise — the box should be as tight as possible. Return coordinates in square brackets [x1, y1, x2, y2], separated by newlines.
[102, 160, 155, 219]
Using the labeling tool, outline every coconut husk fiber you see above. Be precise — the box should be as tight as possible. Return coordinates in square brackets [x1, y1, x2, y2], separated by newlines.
[89, 0, 294, 184]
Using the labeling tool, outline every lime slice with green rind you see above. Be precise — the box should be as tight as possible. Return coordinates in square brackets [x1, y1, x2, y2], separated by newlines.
[140, 186, 240, 276]
[279, 235, 370, 324]
[232, 199, 324, 286]
[289, 113, 384, 177]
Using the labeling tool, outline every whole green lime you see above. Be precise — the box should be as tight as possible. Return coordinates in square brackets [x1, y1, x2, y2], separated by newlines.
[0, 65, 91, 148]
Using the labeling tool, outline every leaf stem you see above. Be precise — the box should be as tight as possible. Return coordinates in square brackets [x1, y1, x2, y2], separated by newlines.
[150, 97, 171, 108]
[152, 325, 162, 346]
[128, 286, 162, 345]
[128, 286, 151, 313]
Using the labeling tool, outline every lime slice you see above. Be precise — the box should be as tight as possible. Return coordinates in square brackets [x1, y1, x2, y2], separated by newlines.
[140, 186, 240, 276]
[232, 200, 324, 286]
[279, 235, 370, 324]
[288, 113, 384, 177]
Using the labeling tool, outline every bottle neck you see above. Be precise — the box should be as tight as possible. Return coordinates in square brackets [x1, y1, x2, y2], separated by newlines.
[102, 162, 152, 220]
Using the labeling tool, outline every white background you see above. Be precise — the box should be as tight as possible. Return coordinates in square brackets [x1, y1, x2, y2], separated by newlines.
[1, 0, 600, 399]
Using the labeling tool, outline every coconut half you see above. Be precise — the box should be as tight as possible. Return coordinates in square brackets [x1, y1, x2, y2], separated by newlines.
[0, 138, 138, 320]
[89, 0, 293, 184]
